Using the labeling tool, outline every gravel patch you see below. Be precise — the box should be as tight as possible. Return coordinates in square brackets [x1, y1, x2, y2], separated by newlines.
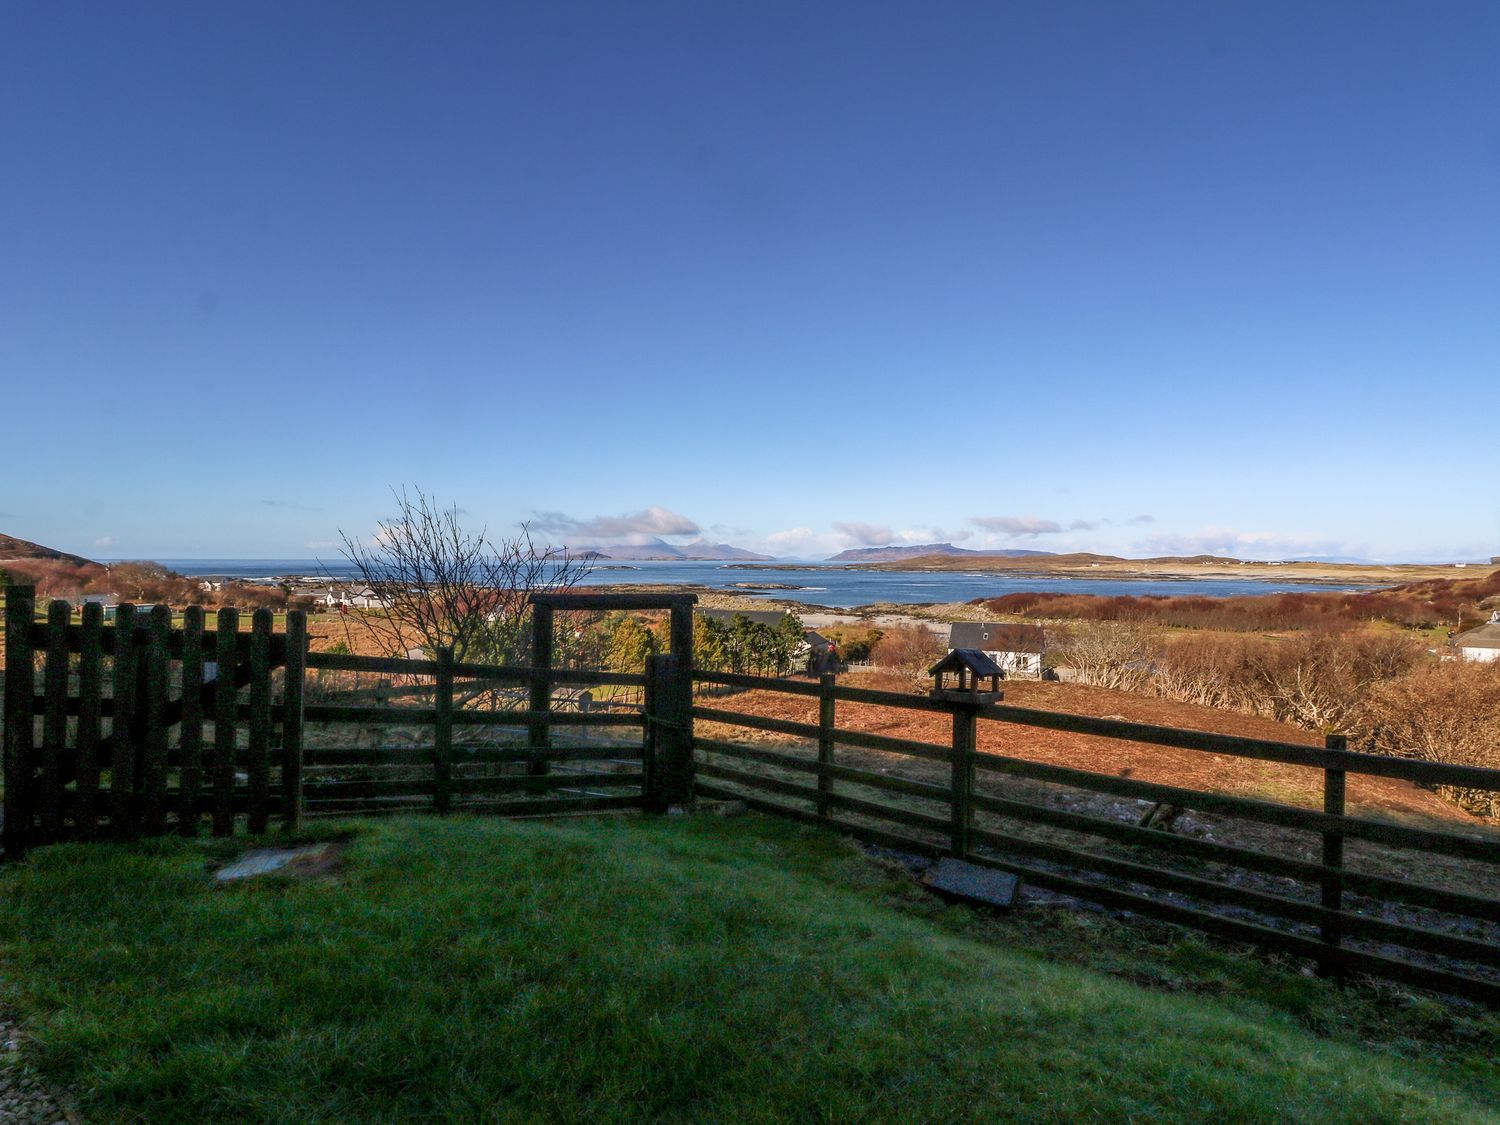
[0, 1018, 78, 1125]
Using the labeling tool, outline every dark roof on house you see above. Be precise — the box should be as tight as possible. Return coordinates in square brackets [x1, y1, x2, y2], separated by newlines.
[699, 608, 790, 628]
[948, 622, 1046, 653]
[1455, 622, 1500, 650]
[928, 649, 1005, 677]
[804, 630, 832, 649]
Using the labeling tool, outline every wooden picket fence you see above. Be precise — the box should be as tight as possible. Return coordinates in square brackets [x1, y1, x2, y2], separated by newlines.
[3, 593, 306, 847]
[690, 668, 1500, 1005]
[1, 589, 695, 853]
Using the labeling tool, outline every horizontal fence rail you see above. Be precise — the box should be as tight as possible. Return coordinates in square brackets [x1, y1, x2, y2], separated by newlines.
[690, 668, 1500, 1005]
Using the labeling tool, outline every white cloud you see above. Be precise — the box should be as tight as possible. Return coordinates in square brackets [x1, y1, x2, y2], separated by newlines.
[832, 521, 893, 546]
[970, 515, 1065, 537]
[530, 506, 701, 544]
[1135, 527, 1360, 560]
[93, 535, 115, 547]
[760, 527, 849, 559]
[303, 539, 339, 551]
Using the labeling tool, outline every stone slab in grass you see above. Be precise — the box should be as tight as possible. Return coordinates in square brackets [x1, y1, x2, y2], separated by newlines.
[215, 842, 342, 883]
[921, 858, 1019, 910]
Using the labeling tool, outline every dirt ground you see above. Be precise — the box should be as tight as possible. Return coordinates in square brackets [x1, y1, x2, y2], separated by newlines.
[702, 672, 1474, 828]
[693, 671, 1500, 977]
[698, 671, 1500, 891]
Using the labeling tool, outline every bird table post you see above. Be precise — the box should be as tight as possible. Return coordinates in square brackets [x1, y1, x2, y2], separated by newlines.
[928, 649, 1004, 857]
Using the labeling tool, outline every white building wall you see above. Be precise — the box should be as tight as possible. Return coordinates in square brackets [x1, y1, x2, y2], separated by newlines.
[984, 650, 1042, 678]
[1459, 647, 1500, 664]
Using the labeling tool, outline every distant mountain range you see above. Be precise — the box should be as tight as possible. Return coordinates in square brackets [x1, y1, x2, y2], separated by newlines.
[824, 543, 1056, 564]
[571, 538, 773, 562]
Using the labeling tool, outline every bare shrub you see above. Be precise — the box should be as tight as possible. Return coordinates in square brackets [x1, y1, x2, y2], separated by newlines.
[818, 623, 883, 664]
[1245, 630, 1424, 733]
[979, 568, 1500, 633]
[870, 624, 944, 684]
[2, 558, 105, 599]
[1364, 661, 1500, 816]
[1050, 622, 1156, 692]
[1151, 633, 1263, 711]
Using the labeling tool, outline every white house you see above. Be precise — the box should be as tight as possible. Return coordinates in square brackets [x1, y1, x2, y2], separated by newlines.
[947, 623, 1047, 678]
[1454, 613, 1500, 664]
[324, 586, 388, 611]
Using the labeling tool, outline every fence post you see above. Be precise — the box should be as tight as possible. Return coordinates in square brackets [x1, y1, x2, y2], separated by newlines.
[281, 609, 307, 833]
[669, 598, 693, 711]
[140, 604, 171, 836]
[817, 673, 836, 818]
[669, 600, 695, 806]
[433, 646, 453, 814]
[179, 606, 205, 836]
[110, 603, 139, 838]
[246, 609, 273, 834]
[41, 600, 70, 838]
[643, 652, 661, 810]
[211, 608, 239, 837]
[1320, 733, 1347, 976]
[950, 704, 977, 857]
[3, 585, 36, 859]
[644, 652, 693, 811]
[528, 603, 553, 776]
[77, 602, 104, 837]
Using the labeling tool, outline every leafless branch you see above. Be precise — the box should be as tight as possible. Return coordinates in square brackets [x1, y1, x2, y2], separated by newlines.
[332, 486, 590, 672]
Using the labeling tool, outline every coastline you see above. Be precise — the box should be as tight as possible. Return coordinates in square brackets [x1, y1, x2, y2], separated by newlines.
[141, 557, 1462, 619]
[852, 555, 1489, 586]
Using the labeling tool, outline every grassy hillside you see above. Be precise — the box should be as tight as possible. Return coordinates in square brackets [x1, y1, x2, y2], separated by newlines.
[1, 815, 1497, 1124]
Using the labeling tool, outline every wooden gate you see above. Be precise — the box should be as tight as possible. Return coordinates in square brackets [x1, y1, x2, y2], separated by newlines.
[3, 587, 306, 856]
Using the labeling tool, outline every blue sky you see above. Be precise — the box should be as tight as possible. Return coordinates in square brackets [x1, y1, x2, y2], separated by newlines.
[2, 2, 1497, 562]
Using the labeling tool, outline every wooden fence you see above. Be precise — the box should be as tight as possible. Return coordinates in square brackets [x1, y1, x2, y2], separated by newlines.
[690, 668, 1500, 1005]
[3, 592, 305, 850]
[2, 589, 695, 854]
[7, 583, 1500, 1002]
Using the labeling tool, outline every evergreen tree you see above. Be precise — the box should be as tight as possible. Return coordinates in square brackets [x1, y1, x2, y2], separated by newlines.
[694, 616, 730, 673]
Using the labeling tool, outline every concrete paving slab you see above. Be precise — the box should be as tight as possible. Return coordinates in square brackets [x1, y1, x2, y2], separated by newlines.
[215, 843, 341, 883]
[921, 857, 1019, 910]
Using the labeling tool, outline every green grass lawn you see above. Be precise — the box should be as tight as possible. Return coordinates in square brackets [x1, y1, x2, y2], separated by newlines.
[1, 814, 1497, 1124]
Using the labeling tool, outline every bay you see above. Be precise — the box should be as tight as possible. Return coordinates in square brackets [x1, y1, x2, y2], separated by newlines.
[148, 558, 1378, 610]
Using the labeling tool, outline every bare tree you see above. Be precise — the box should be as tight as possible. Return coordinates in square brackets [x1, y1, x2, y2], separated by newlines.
[335, 487, 590, 666]
[1050, 621, 1156, 691]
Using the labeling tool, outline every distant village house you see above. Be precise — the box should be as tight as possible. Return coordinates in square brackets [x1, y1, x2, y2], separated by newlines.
[1453, 613, 1500, 664]
[323, 586, 388, 611]
[947, 622, 1046, 678]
